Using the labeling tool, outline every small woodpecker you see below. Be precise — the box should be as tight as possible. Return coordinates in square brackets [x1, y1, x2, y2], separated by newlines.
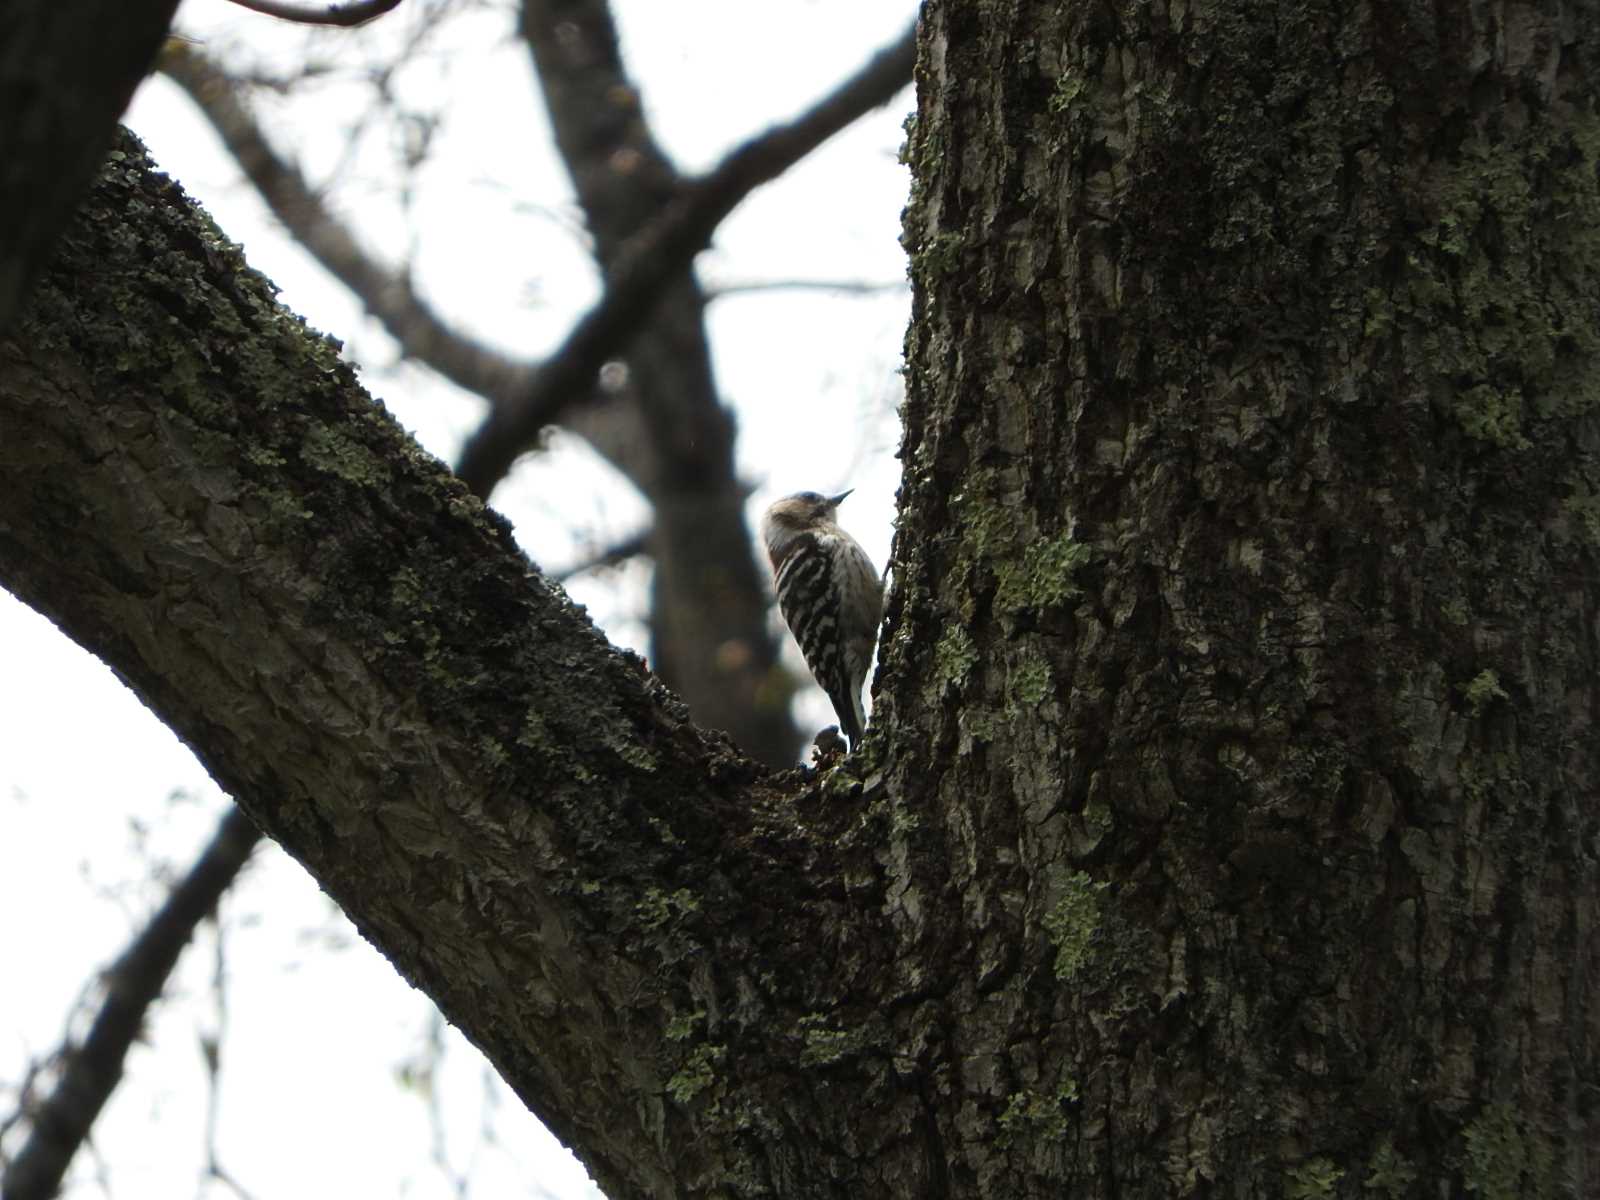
[760, 490, 884, 749]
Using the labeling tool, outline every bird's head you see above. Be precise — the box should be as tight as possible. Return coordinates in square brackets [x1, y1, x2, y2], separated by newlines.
[760, 489, 852, 554]
[765, 489, 850, 528]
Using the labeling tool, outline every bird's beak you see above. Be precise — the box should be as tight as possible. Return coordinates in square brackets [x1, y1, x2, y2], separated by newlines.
[829, 489, 854, 507]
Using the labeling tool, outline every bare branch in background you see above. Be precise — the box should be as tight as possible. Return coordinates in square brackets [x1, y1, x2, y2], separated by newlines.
[221, 0, 402, 26]
[199, 909, 260, 1200]
[160, 42, 528, 408]
[454, 21, 917, 493]
[1, 808, 261, 1200]
[164, 21, 914, 500]
[158, 41, 666, 500]
[514, 0, 818, 769]
[554, 527, 652, 582]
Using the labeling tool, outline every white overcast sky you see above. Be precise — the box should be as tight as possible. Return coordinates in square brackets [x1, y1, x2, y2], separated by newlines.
[1, 0, 915, 1196]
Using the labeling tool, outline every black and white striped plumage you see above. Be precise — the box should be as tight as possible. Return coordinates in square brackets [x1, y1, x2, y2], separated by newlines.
[761, 490, 883, 749]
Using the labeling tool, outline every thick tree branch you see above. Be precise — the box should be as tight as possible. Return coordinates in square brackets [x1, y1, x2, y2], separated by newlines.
[0, 132, 887, 1198]
[2, 808, 261, 1200]
[454, 19, 917, 493]
[0, 0, 181, 330]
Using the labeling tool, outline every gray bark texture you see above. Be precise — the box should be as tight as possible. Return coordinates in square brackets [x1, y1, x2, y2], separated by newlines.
[885, 0, 1600, 1194]
[2, 0, 1598, 1196]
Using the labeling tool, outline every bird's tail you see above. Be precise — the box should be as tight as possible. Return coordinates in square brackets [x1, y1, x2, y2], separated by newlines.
[831, 683, 866, 748]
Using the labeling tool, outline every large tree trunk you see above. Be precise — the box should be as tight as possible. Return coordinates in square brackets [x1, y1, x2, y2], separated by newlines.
[882, 0, 1600, 1193]
[3, 1, 1598, 1197]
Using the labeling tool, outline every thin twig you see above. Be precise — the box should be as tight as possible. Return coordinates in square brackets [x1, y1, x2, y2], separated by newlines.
[0, 808, 262, 1200]
[198, 915, 258, 1200]
[554, 527, 652, 582]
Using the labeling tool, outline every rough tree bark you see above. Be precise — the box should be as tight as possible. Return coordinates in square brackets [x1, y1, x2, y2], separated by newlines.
[3, 2, 1599, 1199]
[884, 0, 1600, 1193]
